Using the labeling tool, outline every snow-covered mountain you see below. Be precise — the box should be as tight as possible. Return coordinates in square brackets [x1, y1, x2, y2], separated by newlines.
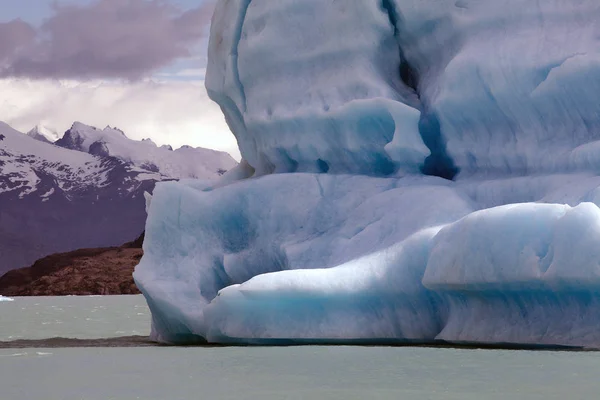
[0, 121, 236, 275]
[55, 122, 235, 179]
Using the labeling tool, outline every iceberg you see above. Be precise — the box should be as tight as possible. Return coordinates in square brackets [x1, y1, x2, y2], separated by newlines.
[0, 296, 14, 302]
[134, 0, 600, 347]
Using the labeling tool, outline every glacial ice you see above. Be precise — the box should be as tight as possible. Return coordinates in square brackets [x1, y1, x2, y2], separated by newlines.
[206, 202, 600, 346]
[135, 174, 471, 343]
[134, 0, 600, 347]
[207, 0, 600, 178]
[206, 0, 428, 176]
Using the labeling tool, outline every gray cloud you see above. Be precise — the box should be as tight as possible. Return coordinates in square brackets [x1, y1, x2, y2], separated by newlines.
[0, 19, 36, 63]
[0, 0, 214, 80]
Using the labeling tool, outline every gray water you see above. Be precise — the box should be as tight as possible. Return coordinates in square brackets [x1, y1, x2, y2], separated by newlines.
[2, 296, 600, 400]
[0, 295, 150, 340]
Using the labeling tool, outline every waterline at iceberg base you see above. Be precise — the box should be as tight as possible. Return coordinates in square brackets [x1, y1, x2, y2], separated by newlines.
[134, 0, 600, 347]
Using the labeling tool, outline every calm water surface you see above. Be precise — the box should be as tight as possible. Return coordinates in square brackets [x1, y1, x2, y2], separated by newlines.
[2, 295, 600, 400]
[0, 295, 150, 340]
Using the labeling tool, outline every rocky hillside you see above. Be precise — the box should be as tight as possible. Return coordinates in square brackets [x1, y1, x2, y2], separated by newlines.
[0, 234, 144, 296]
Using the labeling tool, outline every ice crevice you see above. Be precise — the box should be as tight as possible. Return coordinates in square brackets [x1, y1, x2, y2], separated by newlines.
[531, 52, 587, 94]
[381, 0, 458, 180]
[231, 0, 252, 113]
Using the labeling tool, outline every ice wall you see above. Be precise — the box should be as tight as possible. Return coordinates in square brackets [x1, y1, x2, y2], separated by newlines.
[207, 0, 600, 178]
[135, 177, 600, 346]
[206, 0, 429, 176]
[394, 0, 600, 175]
[135, 0, 600, 347]
[134, 174, 471, 344]
[205, 203, 600, 347]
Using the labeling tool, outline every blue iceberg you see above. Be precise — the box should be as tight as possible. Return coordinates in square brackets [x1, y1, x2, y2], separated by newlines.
[134, 0, 600, 347]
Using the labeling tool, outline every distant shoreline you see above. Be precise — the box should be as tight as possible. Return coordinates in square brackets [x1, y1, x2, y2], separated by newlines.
[0, 336, 159, 348]
[0, 336, 593, 351]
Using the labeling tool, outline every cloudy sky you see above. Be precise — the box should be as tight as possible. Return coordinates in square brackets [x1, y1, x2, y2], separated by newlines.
[0, 0, 239, 158]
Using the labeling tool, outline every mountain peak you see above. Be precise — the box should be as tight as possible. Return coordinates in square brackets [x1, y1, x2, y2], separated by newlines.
[70, 121, 98, 132]
[141, 138, 157, 147]
[105, 125, 127, 137]
[54, 122, 237, 179]
[26, 124, 60, 144]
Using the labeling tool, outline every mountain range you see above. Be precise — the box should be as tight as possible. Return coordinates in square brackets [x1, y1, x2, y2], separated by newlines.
[0, 121, 236, 275]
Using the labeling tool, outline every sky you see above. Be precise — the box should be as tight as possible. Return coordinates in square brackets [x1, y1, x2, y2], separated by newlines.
[0, 0, 240, 159]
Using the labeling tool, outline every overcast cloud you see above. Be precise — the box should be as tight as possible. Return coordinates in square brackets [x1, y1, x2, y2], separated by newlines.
[0, 19, 36, 63]
[0, 0, 214, 80]
[0, 78, 240, 159]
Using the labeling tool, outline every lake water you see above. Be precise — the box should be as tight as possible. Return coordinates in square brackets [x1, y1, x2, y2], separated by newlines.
[2, 295, 600, 400]
[0, 295, 150, 341]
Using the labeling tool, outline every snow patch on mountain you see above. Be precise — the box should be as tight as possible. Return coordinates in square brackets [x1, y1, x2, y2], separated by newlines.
[56, 122, 237, 180]
[0, 122, 110, 196]
[26, 125, 61, 144]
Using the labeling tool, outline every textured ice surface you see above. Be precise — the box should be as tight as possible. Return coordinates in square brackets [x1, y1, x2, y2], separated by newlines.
[206, 0, 428, 176]
[203, 227, 445, 343]
[206, 203, 600, 346]
[135, 174, 471, 343]
[426, 203, 600, 347]
[135, 0, 600, 347]
[135, 174, 600, 346]
[207, 0, 600, 177]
